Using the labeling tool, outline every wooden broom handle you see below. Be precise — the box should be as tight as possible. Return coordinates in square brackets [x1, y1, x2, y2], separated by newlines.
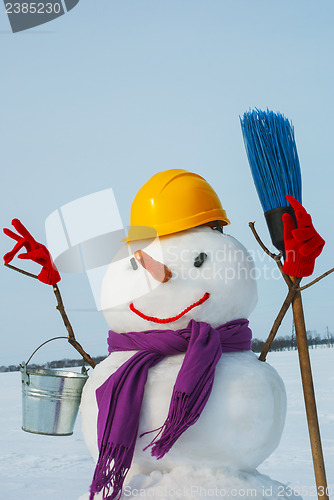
[292, 279, 328, 500]
[248, 224, 329, 496]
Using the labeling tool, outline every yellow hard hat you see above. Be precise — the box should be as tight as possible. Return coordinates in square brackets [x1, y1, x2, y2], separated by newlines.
[125, 169, 230, 240]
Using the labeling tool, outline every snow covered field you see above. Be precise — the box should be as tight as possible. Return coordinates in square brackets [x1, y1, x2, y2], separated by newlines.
[0, 349, 333, 500]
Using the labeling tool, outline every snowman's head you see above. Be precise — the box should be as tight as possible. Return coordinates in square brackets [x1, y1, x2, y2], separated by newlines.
[101, 226, 257, 332]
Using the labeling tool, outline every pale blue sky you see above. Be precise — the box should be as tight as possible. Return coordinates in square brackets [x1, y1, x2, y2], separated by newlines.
[1, 0, 333, 364]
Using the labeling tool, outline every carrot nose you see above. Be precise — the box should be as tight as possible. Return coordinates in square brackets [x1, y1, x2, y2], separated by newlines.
[134, 250, 172, 283]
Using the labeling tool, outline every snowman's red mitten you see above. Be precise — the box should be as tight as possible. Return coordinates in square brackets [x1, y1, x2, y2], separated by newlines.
[3, 218, 61, 285]
[282, 195, 325, 278]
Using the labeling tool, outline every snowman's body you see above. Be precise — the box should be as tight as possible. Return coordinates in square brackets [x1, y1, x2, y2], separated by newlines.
[80, 227, 289, 499]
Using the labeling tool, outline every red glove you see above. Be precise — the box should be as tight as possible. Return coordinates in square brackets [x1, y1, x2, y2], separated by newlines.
[3, 219, 61, 285]
[282, 195, 325, 277]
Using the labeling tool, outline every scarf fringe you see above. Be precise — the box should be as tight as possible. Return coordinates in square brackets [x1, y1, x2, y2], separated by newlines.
[90, 442, 129, 500]
[145, 391, 199, 459]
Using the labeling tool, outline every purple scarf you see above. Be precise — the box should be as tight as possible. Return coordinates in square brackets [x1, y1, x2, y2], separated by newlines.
[90, 319, 252, 500]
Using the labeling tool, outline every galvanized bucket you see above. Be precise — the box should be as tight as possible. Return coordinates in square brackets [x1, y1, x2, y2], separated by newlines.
[20, 338, 89, 436]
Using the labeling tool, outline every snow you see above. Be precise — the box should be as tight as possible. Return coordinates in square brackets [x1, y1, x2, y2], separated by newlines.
[258, 347, 334, 496]
[0, 370, 93, 500]
[80, 226, 286, 498]
[80, 350, 286, 473]
[81, 227, 286, 500]
[0, 349, 333, 499]
[1, 227, 333, 499]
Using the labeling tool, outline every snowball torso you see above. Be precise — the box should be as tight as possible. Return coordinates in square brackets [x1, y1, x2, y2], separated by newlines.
[81, 350, 286, 475]
[80, 227, 287, 493]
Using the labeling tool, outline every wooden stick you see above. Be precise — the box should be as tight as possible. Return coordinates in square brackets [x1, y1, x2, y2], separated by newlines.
[53, 284, 96, 368]
[5, 263, 39, 280]
[248, 222, 292, 287]
[248, 223, 297, 359]
[258, 277, 301, 362]
[4, 263, 96, 368]
[299, 268, 334, 291]
[291, 280, 329, 500]
[246, 229, 329, 499]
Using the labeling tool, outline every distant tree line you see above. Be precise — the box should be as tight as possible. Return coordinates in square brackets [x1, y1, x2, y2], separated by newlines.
[1, 330, 333, 372]
[252, 329, 334, 354]
[0, 356, 106, 373]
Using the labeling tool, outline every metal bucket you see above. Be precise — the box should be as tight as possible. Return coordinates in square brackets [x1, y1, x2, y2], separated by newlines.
[20, 362, 88, 436]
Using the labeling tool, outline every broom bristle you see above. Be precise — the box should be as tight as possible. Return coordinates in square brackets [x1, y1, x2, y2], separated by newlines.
[240, 109, 302, 212]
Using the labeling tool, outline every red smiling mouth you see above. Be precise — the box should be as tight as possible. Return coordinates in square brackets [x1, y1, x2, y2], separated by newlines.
[129, 292, 210, 324]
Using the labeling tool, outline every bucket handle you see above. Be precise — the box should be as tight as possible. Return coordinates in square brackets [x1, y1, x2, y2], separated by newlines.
[20, 336, 89, 376]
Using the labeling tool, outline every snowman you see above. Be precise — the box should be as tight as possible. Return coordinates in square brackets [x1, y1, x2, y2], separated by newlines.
[80, 169, 291, 500]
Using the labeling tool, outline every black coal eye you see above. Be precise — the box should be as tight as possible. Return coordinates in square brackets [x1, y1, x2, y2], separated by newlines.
[130, 257, 138, 270]
[194, 252, 207, 268]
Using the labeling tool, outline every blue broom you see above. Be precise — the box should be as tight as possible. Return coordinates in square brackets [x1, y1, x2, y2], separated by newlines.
[240, 108, 302, 254]
[240, 108, 328, 499]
